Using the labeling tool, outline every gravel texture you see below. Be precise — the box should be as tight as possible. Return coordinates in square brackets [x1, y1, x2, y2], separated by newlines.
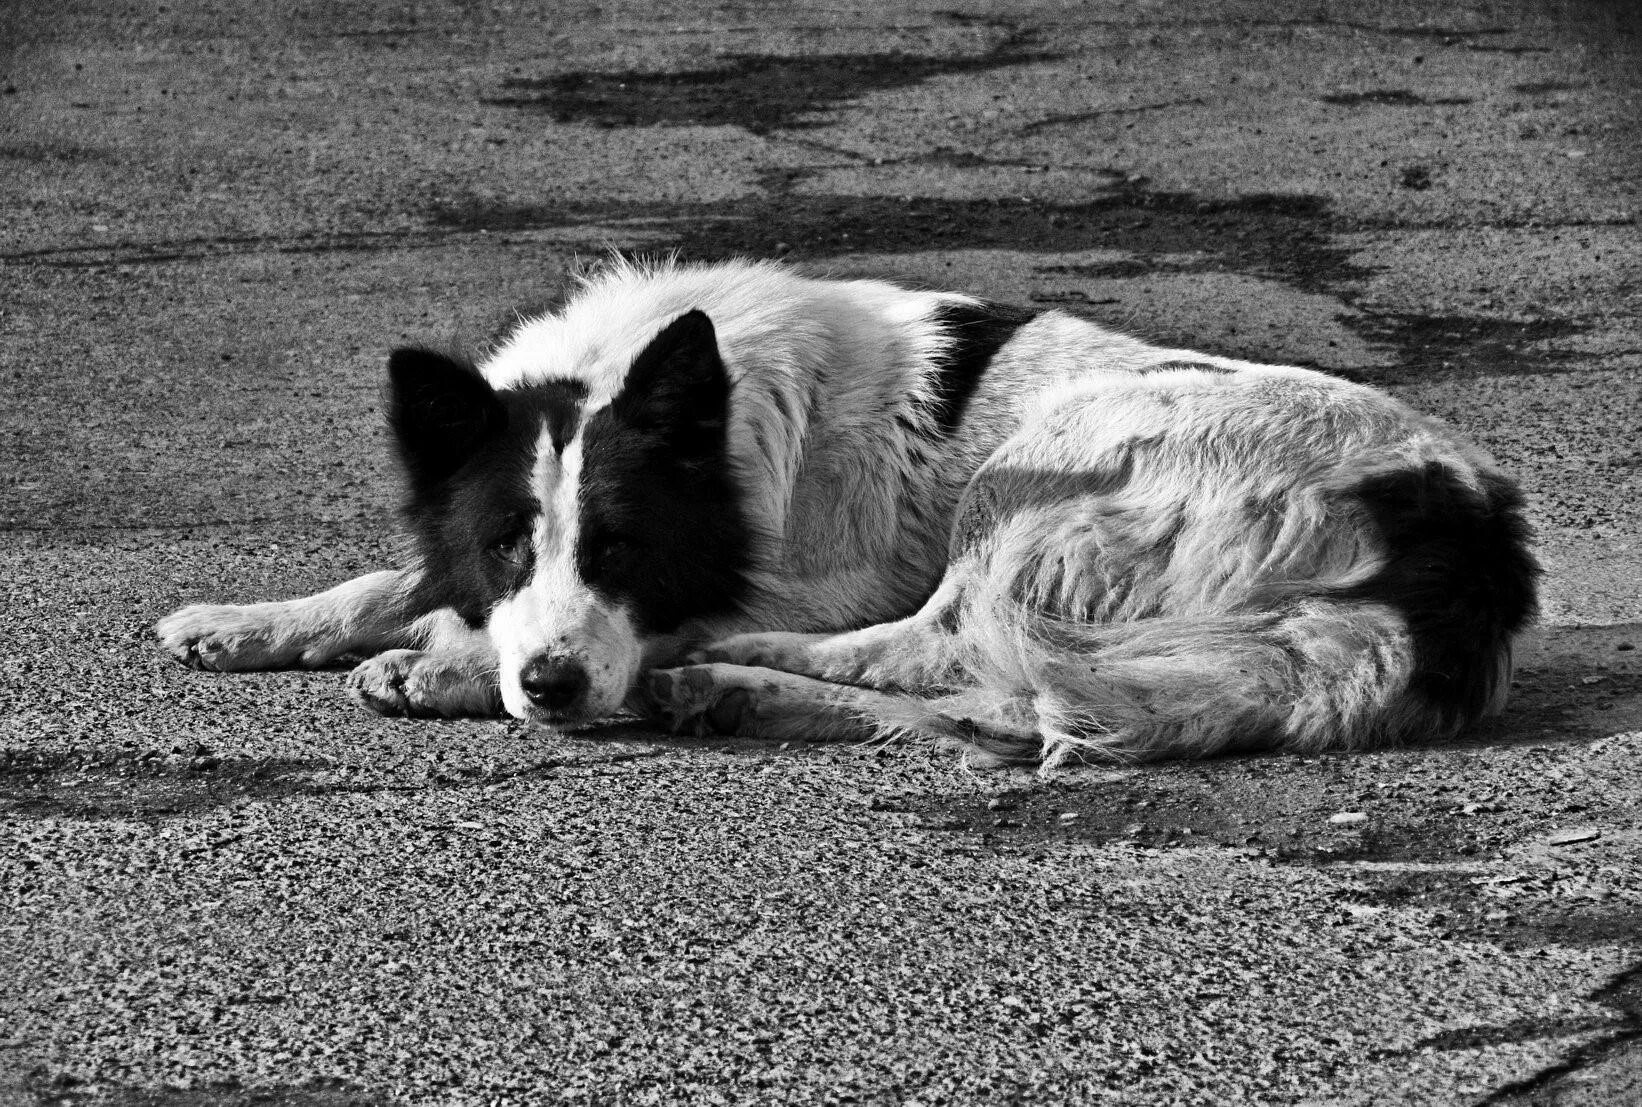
[2, 1, 1639, 1103]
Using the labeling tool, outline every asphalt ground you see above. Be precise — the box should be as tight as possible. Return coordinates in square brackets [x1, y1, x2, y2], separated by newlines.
[2, 1, 1640, 1103]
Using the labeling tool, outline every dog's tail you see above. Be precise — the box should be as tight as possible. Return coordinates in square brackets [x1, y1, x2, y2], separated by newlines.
[866, 465, 1539, 768]
[865, 601, 1430, 767]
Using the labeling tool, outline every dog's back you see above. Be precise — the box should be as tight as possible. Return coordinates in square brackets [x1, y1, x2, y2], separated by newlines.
[624, 262, 1539, 763]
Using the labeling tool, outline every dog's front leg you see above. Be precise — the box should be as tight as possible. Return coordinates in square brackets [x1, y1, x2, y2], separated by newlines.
[156, 569, 432, 671]
[693, 578, 969, 691]
[346, 610, 502, 719]
[645, 663, 899, 743]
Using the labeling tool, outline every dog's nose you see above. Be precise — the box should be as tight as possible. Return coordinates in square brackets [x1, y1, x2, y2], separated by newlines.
[519, 656, 590, 713]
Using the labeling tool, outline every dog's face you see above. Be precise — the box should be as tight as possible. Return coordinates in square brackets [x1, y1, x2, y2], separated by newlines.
[387, 311, 749, 723]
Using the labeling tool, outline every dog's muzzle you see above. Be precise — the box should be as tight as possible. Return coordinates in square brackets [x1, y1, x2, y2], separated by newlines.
[518, 654, 591, 717]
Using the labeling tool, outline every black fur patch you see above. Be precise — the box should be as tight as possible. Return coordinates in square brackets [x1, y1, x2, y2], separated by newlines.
[532, 377, 590, 452]
[924, 301, 1037, 435]
[575, 311, 750, 634]
[386, 348, 505, 491]
[1343, 462, 1540, 728]
[386, 348, 588, 623]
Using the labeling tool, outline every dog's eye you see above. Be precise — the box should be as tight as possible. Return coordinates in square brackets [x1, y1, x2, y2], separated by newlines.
[595, 536, 633, 568]
[489, 533, 529, 566]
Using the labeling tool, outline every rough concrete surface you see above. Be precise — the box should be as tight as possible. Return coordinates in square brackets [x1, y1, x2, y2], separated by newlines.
[2, 1, 1639, 1103]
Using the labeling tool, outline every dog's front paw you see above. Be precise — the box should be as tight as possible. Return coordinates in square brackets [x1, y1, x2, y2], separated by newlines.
[155, 603, 329, 671]
[347, 650, 501, 719]
[645, 664, 763, 737]
[690, 631, 824, 673]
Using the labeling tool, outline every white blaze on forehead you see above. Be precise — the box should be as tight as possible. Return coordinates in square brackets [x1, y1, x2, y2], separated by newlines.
[492, 422, 644, 721]
[530, 423, 564, 553]
[531, 425, 583, 567]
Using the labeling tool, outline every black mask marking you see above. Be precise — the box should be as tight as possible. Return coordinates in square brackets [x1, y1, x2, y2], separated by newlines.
[386, 347, 588, 623]
[575, 311, 750, 634]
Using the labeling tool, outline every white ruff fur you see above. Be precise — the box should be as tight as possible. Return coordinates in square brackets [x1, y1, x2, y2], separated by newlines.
[156, 258, 1537, 765]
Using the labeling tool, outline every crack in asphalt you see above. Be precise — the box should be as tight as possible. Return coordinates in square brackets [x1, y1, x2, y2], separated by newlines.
[1015, 97, 1208, 134]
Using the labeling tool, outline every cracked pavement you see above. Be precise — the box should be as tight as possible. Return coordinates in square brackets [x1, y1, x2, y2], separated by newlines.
[2, 1, 1640, 1103]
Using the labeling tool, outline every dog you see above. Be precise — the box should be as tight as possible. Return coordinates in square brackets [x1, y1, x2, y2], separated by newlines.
[156, 257, 1539, 766]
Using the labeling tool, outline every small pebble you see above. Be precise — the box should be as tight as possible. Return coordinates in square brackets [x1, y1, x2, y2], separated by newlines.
[1329, 811, 1369, 826]
[986, 798, 1012, 811]
[1058, 812, 1080, 823]
[1548, 828, 1601, 846]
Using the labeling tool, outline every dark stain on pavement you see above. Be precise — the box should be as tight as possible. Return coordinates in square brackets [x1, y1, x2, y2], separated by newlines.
[1320, 89, 1475, 106]
[427, 177, 1583, 382]
[1511, 79, 1585, 95]
[0, 749, 327, 820]
[0, 746, 575, 821]
[485, 34, 1056, 135]
[28, 1073, 389, 1106]
[1353, 309, 1588, 377]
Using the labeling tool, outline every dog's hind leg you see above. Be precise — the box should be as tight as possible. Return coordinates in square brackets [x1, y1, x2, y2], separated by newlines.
[156, 569, 437, 671]
[346, 610, 502, 718]
[645, 662, 907, 744]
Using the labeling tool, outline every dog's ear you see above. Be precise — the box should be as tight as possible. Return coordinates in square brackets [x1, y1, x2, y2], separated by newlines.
[385, 348, 505, 490]
[611, 311, 729, 451]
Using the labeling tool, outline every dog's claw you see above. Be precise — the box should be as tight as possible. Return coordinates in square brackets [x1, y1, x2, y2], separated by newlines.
[346, 650, 501, 719]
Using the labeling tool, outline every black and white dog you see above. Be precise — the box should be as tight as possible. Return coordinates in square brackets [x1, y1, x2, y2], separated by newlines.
[157, 259, 1538, 766]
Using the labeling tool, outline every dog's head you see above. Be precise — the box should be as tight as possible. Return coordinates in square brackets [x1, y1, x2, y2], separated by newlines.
[387, 310, 749, 723]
